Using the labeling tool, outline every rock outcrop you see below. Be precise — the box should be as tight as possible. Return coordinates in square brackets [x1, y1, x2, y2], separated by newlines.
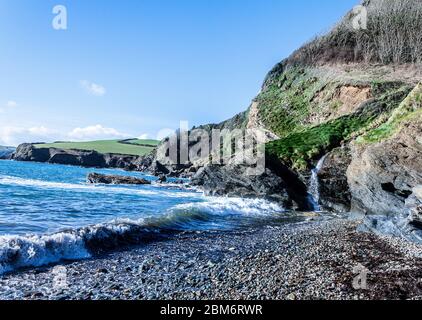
[12, 144, 51, 162]
[87, 173, 151, 185]
[124, 0, 422, 230]
[347, 85, 422, 216]
[317, 146, 352, 213]
[191, 156, 312, 210]
[347, 133, 420, 215]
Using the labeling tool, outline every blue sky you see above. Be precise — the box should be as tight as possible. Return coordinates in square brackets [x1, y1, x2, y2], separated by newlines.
[0, 0, 358, 146]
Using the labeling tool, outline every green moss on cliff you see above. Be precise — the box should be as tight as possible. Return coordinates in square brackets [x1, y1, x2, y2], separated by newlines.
[256, 67, 326, 137]
[266, 115, 373, 171]
[358, 83, 422, 144]
[266, 83, 412, 170]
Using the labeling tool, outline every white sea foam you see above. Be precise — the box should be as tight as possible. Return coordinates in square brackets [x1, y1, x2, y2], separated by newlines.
[0, 171, 288, 274]
[0, 218, 163, 275]
[0, 175, 201, 198]
[173, 197, 285, 217]
[0, 196, 289, 274]
[0, 232, 90, 275]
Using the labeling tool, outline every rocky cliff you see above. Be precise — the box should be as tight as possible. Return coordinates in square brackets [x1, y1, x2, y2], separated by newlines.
[347, 84, 422, 216]
[11, 143, 143, 170]
[9, 0, 422, 232]
[149, 0, 422, 226]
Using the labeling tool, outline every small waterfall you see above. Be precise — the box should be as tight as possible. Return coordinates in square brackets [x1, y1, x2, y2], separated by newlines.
[308, 155, 327, 211]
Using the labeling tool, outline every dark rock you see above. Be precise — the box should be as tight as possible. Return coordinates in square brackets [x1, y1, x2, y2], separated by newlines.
[157, 175, 167, 183]
[188, 166, 198, 173]
[318, 146, 352, 213]
[48, 149, 108, 168]
[191, 156, 311, 210]
[49, 152, 82, 166]
[103, 154, 138, 170]
[49, 149, 108, 167]
[149, 161, 170, 175]
[87, 173, 151, 185]
[12, 143, 51, 162]
[133, 152, 155, 171]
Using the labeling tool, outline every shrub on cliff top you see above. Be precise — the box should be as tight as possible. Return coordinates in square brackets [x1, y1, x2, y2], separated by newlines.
[288, 0, 422, 66]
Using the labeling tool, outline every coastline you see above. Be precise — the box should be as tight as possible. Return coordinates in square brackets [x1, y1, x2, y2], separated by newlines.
[1, 218, 421, 300]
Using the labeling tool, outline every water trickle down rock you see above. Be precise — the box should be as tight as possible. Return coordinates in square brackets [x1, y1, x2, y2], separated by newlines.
[308, 155, 328, 211]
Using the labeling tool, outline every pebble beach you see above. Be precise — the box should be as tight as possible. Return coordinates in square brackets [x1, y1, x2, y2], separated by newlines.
[1, 218, 421, 300]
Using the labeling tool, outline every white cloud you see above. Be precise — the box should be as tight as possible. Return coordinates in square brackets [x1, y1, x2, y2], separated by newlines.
[67, 125, 130, 141]
[0, 124, 132, 146]
[0, 126, 59, 146]
[80, 80, 106, 96]
[156, 128, 176, 141]
[137, 133, 150, 140]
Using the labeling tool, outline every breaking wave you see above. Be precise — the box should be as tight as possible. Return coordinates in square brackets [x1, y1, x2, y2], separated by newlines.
[0, 197, 291, 274]
[172, 197, 285, 218]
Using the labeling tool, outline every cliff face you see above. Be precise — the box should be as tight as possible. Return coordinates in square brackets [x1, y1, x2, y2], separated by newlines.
[242, 63, 420, 214]
[347, 84, 422, 216]
[187, 0, 422, 220]
[8, 0, 421, 223]
[11, 144, 143, 170]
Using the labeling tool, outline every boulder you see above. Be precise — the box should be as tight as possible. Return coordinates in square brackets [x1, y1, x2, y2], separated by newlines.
[87, 173, 151, 185]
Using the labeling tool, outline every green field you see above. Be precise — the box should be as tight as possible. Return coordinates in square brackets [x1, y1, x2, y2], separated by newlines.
[124, 139, 161, 146]
[34, 139, 159, 156]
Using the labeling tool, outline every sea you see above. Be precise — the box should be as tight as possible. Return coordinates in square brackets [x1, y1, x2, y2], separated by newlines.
[0, 160, 313, 274]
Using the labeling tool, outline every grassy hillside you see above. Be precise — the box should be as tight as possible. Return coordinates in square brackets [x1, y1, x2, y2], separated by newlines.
[253, 0, 422, 171]
[259, 64, 413, 170]
[123, 139, 161, 146]
[358, 83, 422, 144]
[34, 139, 159, 156]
